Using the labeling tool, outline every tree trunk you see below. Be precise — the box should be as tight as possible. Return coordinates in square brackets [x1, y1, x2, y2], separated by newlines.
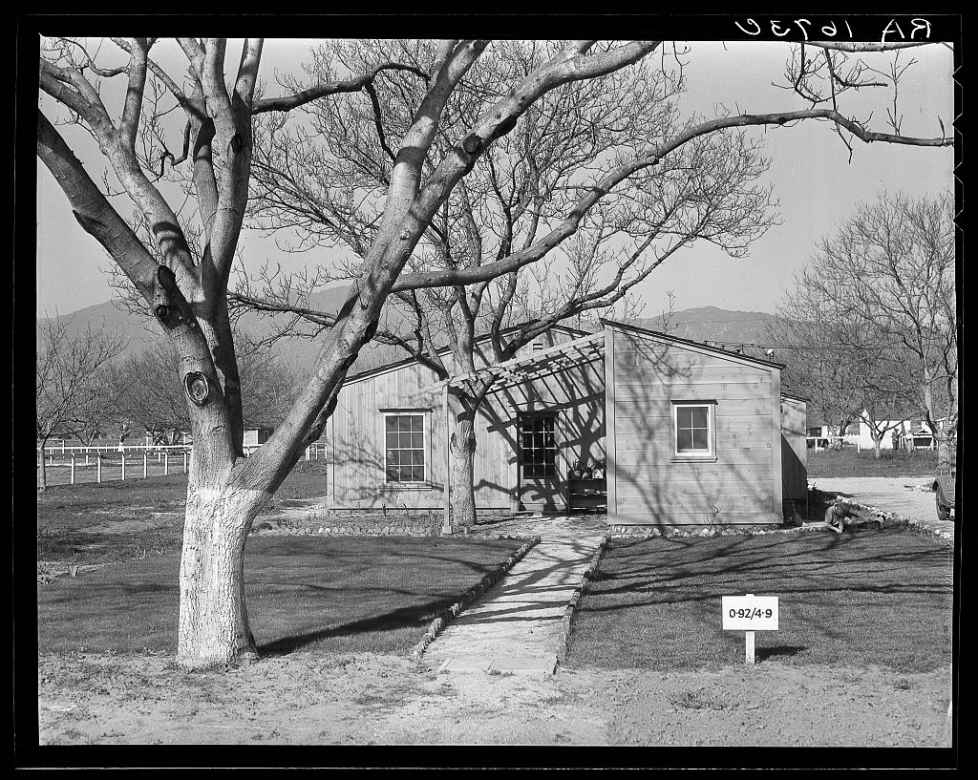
[449, 414, 477, 529]
[38, 445, 48, 492]
[176, 477, 267, 670]
[872, 435, 882, 459]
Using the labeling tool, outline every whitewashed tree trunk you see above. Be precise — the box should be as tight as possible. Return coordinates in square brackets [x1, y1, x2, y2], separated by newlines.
[38, 446, 48, 492]
[176, 479, 268, 669]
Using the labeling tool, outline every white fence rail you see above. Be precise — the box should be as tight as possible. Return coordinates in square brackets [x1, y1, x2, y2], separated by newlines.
[37, 441, 327, 487]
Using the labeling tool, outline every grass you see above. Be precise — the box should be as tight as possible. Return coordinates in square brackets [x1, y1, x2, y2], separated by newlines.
[568, 527, 952, 673]
[806, 447, 937, 478]
[36, 461, 331, 566]
[38, 535, 523, 656]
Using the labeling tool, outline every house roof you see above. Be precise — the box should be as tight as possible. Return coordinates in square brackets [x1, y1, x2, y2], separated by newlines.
[343, 317, 789, 393]
[599, 318, 787, 370]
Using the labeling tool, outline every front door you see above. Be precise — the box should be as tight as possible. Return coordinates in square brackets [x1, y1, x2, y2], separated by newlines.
[517, 413, 561, 512]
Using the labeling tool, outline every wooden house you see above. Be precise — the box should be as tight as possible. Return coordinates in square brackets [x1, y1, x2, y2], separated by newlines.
[321, 320, 807, 529]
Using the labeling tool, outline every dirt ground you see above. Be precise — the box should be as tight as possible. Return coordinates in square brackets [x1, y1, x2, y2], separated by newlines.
[37, 650, 951, 747]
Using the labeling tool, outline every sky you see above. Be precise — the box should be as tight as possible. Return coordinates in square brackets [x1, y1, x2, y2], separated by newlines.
[35, 39, 954, 319]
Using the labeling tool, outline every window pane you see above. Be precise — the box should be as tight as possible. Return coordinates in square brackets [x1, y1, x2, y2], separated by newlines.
[677, 407, 692, 428]
[410, 432, 424, 449]
[692, 428, 708, 450]
[386, 466, 400, 482]
[398, 416, 411, 432]
[677, 429, 693, 452]
[691, 407, 708, 429]
[411, 416, 423, 432]
[410, 450, 424, 466]
[386, 431, 398, 448]
[387, 449, 400, 465]
[386, 416, 397, 432]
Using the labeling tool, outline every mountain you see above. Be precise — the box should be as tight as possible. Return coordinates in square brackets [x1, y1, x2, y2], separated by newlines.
[634, 306, 785, 351]
[36, 283, 413, 378]
[39, 298, 790, 376]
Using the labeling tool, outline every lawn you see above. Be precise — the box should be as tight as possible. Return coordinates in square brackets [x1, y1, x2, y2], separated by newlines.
[806, 447, 937, 478]
[37, 461, 331, 566]
[38, 535, 524, 656]
[568, 527, 952, 673]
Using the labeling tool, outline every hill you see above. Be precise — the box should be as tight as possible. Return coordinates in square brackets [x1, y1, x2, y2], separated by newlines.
[39, 298, 791, 379]
[635, 306, 785, 352]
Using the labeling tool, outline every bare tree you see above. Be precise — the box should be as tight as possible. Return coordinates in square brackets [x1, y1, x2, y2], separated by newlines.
[237, 41, 777, 526]
[796, 192, 956, 451]
[112, 337, 298, 445]
[35, 318, 126, 490]
[38, 37, 951, 669]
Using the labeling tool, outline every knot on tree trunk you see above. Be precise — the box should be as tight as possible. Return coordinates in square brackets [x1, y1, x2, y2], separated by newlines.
[184, 371, 212, 406]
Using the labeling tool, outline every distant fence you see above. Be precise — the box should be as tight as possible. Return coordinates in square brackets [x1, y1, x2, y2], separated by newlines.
[36, 441, 327, 487]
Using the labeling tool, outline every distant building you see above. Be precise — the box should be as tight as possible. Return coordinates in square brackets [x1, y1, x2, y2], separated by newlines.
[243, 425, 274, 450]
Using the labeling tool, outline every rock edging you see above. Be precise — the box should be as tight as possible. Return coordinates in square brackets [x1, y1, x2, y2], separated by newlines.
[555, 535, 609, 668]
[412, 535, 541, 664]
[825, 496, 953, 545]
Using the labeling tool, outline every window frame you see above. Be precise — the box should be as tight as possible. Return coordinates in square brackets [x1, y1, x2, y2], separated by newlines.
[381, 410, 430, 485]
[671, 401, 717, 461]
[518, 412, 558, 480]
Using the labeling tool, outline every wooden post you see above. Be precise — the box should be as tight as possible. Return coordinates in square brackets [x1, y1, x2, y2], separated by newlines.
[305, 446, 311, 461]
[143, 451, 148, 478]
[70, 454, 76, 485]
[183, 450, 188, 474]
[164, 451, 169, 476]
[121, 453, 126, 481]
[96, 454, 102, 483]
[745, 593, 755, 665]
[442, 382, 452, 535]
[85, 450, 90, 466]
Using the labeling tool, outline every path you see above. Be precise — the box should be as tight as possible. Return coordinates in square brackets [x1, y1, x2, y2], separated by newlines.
[422, 514, 607, 675]
[812, 476, 954, 542]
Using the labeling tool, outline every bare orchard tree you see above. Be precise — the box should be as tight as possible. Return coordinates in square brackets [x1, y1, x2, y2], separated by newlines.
[236, 40, 775, 527]
[38, 37, 951, 669]
[111, 337, 298, 446]
[35, 318, 126, 490]
[798, 192, 957, 450]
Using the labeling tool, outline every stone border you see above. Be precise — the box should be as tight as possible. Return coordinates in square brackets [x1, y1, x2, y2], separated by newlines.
[412, 534, 541, 664]
[820, 495, 954, 545]
[555, 535, 609, 667]
[608, 524, 838, 539]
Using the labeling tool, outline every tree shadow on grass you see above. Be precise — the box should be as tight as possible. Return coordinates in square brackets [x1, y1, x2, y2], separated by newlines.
[256, 597, 451, 656]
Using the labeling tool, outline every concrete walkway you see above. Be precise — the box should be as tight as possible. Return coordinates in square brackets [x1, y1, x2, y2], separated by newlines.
[812, 476, 954, 542]
[423, 515, 607, 675]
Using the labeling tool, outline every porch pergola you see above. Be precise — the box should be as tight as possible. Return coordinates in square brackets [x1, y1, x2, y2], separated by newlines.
[431, 331, 607, 532]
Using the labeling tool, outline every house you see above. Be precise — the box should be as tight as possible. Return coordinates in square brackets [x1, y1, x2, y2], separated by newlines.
[849, 414, 934, 452]
[243, 425, 273, 450]
[320, 320, 807, 529]
[806, 421, 860, 449]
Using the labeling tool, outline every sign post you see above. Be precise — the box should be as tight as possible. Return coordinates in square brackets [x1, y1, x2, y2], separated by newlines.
[722, 593, 779, 665]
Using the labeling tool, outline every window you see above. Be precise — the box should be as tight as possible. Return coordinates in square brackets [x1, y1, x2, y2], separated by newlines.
[384, 413, 426, 483]
[673, 402, 715, 457]
[519, 414, 557, 478]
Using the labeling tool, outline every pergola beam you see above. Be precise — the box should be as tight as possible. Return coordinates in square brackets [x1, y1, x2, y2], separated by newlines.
[426, 331, 606, 393]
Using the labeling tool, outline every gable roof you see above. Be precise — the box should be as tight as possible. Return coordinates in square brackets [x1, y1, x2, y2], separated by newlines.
[600, 318, 786, 370]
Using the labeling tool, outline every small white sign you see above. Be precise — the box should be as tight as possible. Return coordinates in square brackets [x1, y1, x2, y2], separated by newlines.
[722, 595, 779, 631]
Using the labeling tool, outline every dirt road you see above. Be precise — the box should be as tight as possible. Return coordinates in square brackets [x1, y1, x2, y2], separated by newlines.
[37, 651, 951, 748]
